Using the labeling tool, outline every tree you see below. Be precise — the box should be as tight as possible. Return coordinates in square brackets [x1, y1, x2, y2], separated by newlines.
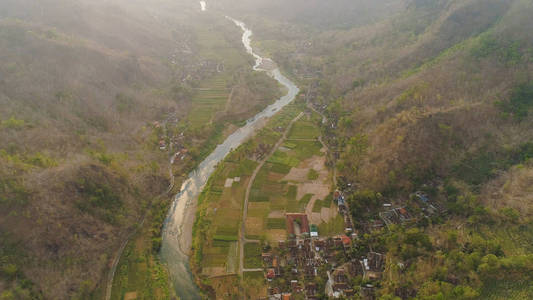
[2, 263, 18, 279]
[0, 291, 15, 300]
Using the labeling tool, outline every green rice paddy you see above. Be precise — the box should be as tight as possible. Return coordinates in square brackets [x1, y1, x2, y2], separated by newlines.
[194, 101, 335, 275]
[266, 218, 287, 230]
[188, 76, 230, 129]
[287, 115, 321, 140]
[244, 243, 263, 268]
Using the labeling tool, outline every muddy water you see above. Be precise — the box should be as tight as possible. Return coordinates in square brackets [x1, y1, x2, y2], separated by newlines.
[160, 14, 299, 300]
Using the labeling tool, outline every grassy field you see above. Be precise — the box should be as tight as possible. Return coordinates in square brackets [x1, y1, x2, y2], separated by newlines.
[192, 101, 336, 297]
[199, 161, 253, 270]
[194, 22, 248, 70]
[242, 271, 267, 299]
[188, 76, 230, 129]
[312, 199, 324, 213]
[244, 243, 263, 268]
[185, 21, 244, 130]
[194, 103, 303, 278]
[111, 221, 173, 300]
[308, 169, 319, 180]
[287, 113, 322, 140]
[245, 110, 333, 242]
[318, 215, 345, 237]
[243, 271, 265, 281]
[266, 218, 286, 229]
[478, 278, 533, 300]
[299, 194, 313, 209]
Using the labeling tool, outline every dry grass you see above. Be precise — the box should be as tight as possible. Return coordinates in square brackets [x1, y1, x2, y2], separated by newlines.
[266, 230, 287, 244]
[245, 217, 264, 237]
[0, 0, 284, 297]
[483, 163, 533, 218]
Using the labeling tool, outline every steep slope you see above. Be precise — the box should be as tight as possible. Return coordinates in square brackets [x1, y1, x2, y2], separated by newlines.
[234, 0, 533, 193]
[213, 0, 533, 298]
[0, 0, 283, 298]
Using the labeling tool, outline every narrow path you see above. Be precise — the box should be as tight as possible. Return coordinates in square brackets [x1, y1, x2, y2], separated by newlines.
[239, 112, 304, 276]
[243, 268, 263, 272]
[307, 103, 337, 187]
[285, 138, 317, 142]
[105, 181, 173, 300]
[105, 218, 145, 300]
[223, 86, 235, 113]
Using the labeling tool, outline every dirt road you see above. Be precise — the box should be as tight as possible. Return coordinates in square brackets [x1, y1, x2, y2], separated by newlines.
[239, 112, 304, 275]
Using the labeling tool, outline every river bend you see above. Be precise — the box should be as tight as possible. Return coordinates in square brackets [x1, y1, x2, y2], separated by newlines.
[160, 12, 299, 300]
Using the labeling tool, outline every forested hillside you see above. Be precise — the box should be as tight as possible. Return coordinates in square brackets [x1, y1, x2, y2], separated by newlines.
[0, 0, 282, 298]
[217, 0, 533, 298]
[2, 0, 533, 298]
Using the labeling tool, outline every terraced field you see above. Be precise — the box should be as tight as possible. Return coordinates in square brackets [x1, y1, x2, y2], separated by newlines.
[287, 114, 322, 140]
[198, 160, 255, 275]
[188, 76, 230, 129]
[185, 19, 251, 130]
[245, 112, 342, 243]
[193, 103, 345, 295]
[195, 107, 344, 279]
[194, 24, 248, 70]
[194, 104, 300, 278]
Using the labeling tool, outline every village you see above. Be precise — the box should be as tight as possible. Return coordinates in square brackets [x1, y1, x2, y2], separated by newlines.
[255, 184, 448, 300]
[193, 97, 449, 299]
[256, 190, 385, 300]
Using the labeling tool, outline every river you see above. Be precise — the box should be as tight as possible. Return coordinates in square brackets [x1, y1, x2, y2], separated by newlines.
[159, 10, 300, 300]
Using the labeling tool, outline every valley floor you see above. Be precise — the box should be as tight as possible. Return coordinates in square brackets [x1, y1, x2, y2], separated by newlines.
[192, 99, 357, 298]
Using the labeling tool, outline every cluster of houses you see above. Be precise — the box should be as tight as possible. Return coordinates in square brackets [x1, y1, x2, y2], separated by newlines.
[379, 207, 414, 229]
[261, 233, 385, 299]
[152, 119, 191, 163]
[367, 191, 447, 231]
[413, 191, 447, 216]
[258, 192, 386, 299]
[258, 186, 449, 298]
[253, 179, 449, 299]
[334, 191, 357, 238]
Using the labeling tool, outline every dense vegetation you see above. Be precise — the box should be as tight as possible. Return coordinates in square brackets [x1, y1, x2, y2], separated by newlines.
[2, 0, 533, 298]
[217, 0, 533, 298]
[0, 0, 283, 298]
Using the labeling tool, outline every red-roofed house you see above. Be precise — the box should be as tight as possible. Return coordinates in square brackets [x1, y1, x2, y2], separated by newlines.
[286, 213, 310, 238]
[341, 235, 351, 247]
[266, 268, 276, 280]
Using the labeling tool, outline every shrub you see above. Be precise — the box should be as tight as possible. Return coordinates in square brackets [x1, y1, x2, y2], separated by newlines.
[0, 290, 15, 300]
[26, 153, 57, 168]
[114, 93, 136, 113]
[0, 176, 30, 206]
[499, 207, 520, 223]
[0, 117, 25, 130]
[1, 263, 18, 279]
[307, 169, 319, 180]
[471, 34, 522, 64]
[496, 83, 533, 121]
[75, 177, 122, 223]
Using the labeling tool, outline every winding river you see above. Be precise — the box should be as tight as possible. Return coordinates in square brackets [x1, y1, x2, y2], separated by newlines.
[160, 9, 300, 300]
